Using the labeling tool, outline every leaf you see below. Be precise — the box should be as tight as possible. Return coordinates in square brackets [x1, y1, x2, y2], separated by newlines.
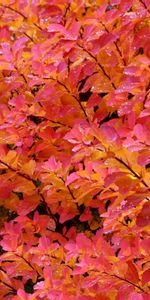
[136, 202, 150, 227]
[16, 195, 39, 216]
[65, 173, 79, 186]
[47, 24, 67, 34]
[128, 292, 144, 300]
[81, 73, 112, 93]
[142, 269, 150, 286]
[91, 32, 118, 54]
[21, 160, 36, 177]
[44, 156, 62, 172]
[126, 261, 139, 284]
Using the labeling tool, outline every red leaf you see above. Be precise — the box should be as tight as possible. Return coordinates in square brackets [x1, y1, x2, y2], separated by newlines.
[91, 32, 118, 54]
[142, 269, 150, 286]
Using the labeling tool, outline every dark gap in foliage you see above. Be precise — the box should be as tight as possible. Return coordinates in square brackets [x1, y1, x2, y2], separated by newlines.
[36, 203, 48, 215]
[79, 89, 92, 102]
[90, 207, 99, 217]
[115, 248, 121, 257]
[128, 93, 134, 99]
[99, 111, 119, 126]
[105, 200, 111, 211]
[105, 4, 114, 11]
[7, 143, 16, 150]
[136, 47, 144, 55]
[34, 233, 41, 238]
[33, 179, 42, 187]
[93, 190, 102, 200]
[13, 191, 24, 200]
[28, 115, 45, 125]
[0, 245, 7, 255]
[124, 216, 132, 224]
[31, 84, 45, 95]
[78, 204, 86, 214]
[145, 163, 150, 169]
[93, 105, 99, 112]
[82, 6, 89, 16]
[0, 169, 7, 175]
[98, 92, 108, 98]
[24, 279, 34, 294]
[7, 211, 18, 221]
[27, 211, 35, 220]
[83, 272, 89, 277]
[68, 167, 76, 175]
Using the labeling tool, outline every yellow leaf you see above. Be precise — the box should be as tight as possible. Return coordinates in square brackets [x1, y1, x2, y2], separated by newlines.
[21, 159, 36, 176]
[3, 150, 18, 168]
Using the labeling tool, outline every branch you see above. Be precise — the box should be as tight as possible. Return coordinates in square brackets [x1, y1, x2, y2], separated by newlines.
[0, 4, 27, 19]
[77, 43, 116, 89]
[104, 272, 146, 293]
[139, 0, 150, 13]
[99, 21, 126, 66]
[0, 159, 35, 184]
[43, 77, 89, 120]
[115, 157, 150, 190]
[39, 193, 57, 223]
[59, 177, 76, 200]
[0, 159, 58, 223]
[62, 3, 71, 26]
[15, 254, 41, 278]
[0, 5, 43, 30]
[0, 279, 17, 295]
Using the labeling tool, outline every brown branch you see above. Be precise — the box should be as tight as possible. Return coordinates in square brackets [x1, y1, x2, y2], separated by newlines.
[0, 159, 35, 183]
[39, 193, 57, 223]
[104, 272, 146, 293]
[77, 43, 116, 89]
[23, 32, 34, 42]
[59, 177, 76, 200]
[14, 66, 27, 84]
[139, 0, 150, 13]
[0, 4, 27, 19]
[33, 23, 42, 31]
[43, 77, 89, 120]
[114, 157, 150, 190]
[0, 5, 43, 30]
[100, 21, 126, 66]
[62, 3, 71, 26]
[15, 254, 41, 278]
[0, 279, 17, 294]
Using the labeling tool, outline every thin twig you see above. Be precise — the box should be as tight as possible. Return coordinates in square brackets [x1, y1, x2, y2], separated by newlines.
[139, 0, 150, 13]
[115, 157, 150, 190]
[0, 279, 17, 294]
[0, 4, 27, 19]
[77, 43, 116, 89]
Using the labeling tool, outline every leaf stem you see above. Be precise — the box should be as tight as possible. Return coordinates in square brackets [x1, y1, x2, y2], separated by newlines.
[105, 272, 146, 293]
[115, 157, 150, 190]
[0, 279, 17, 294]
[77, 43, 116, 89]
[0, 4, 27, 19]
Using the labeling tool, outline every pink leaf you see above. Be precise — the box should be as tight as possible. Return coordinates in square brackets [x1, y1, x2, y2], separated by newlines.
[44, 156, 62, 171]
[65, 173, 79, 186]
[100, 124, 118, 142]
[128, 292, 144, 300]
[38, 236, 51, 251]
[47, 24, 67, 34]
[17, 289, 28, 300]
[13, 36, 28, 54]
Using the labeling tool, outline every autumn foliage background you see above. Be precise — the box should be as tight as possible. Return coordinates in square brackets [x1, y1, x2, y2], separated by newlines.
[0, 0, 150, 299]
